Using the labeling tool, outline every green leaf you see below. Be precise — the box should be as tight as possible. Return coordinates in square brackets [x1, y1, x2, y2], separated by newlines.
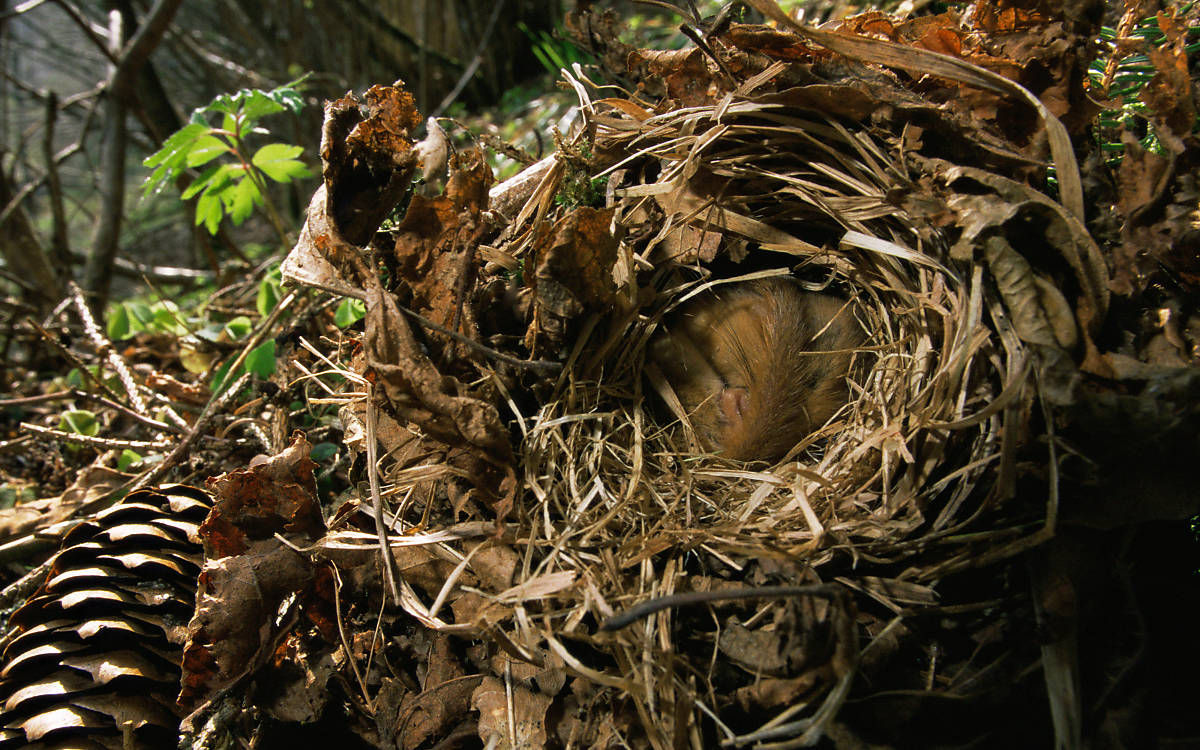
[127, 302, 155, 331]
[257, 273, 282, 318]
[59, 410, 99, 437]
[229, 177, 259, 225]
[142, 164, 172, 198]
[144, 122, 207, 169]
[117, 449, 143, 471]
[210, 358, 235, 393]
[224, 316, 253, 340]
[334, 298, 366, 328]
[252, 143, 311, 183]
[270, 85, 306, 114]
[200, 93, 237, 117]
[310, 442, 339, 462]
[181, 165, 222, 200]
[193, 323, 223, 344]
[142, 122, 210, 197]
[184, 135, 230, 168]
[195, 190, 223, 234]
[107, 304, 131, 341]
[108, 301, 156, 340]
[244, 339, 277, 379]
[150, 301, 187, 335]
[241, 90, 286, 121]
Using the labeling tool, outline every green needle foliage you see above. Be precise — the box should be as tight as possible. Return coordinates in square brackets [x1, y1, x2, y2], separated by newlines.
[1089, 7, 1200, 164]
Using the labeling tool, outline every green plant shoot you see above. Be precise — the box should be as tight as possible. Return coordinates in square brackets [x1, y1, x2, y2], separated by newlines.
[142, 80, 312, 242]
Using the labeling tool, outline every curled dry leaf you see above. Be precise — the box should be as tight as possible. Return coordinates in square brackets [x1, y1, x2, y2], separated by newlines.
[525, 206, 620, 350]
[179, 433, 327, 711]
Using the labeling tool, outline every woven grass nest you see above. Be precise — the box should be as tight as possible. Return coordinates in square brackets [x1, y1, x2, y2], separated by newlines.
[283, 8, 1107, 747]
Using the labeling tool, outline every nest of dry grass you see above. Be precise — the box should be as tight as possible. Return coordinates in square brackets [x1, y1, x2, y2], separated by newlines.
[279, 8, 1108, 747]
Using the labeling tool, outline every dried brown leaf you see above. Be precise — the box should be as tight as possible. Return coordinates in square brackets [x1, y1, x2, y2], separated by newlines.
[472, 675, 554, 750]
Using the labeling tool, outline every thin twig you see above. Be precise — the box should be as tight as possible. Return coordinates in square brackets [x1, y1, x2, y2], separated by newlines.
[0, 389, 183, 434]
[397, 302, 562, 374]
[601, 583, 844, 630]
[27, 319, 125, 404]
[20, 422, 171, 451]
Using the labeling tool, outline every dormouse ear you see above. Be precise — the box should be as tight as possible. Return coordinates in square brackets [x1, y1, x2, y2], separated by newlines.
[720, 386, 749, 425]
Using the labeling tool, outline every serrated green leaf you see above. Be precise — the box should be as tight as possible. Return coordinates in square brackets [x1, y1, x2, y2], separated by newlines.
[182, 165, 221, 200]
[196, 190, 223, 234]
[202, 93, 236, 116]
[142, 163, 172, 198]
[245, 339, 276, 379]
[271, 86, 305, 113]
[252, 143, 310, 182]
[59, 410, 99, 437]
[229, 177, 259, 225]
[266, 158, 311, 183]
[185, 135, 230, 168]
[242, 90, 286, 121]
[143, 122, 207, 168]
[334, 298, 366, 328]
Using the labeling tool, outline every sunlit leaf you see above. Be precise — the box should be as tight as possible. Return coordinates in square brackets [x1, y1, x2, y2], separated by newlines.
[230, 177, 258, 225]
[185, 135, 230, 168]
[181, 165, 221, 200]
[143, 122, 206, 169]
[252, 143, 311, 182]
[241, 90, 286, 121]
[117, 449, 142, 471]
[59, 410, 99, 437]
[195, 190, 222, 233]
[107, 304, 131, 341]
[224, 316, 253, 340]
[257, 269, 282, 317]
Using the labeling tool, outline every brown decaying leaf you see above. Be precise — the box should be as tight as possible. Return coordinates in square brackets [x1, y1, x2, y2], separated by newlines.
[525, 205, 620, 350]
[179, 433, 325, 710]
[287, 86, 518, 515]
[472, 674, 554, 750]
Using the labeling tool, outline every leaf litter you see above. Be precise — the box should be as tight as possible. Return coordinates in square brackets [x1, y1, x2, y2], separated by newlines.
[2, 1, 1197, 748]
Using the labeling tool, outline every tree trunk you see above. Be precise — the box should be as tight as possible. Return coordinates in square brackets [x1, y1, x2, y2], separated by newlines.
[0, 172, 65, 314]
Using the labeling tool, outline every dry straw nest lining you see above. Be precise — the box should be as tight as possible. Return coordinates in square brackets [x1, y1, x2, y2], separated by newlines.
[509, 76, 1016, 587]
[284, 15, 1107, 745]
